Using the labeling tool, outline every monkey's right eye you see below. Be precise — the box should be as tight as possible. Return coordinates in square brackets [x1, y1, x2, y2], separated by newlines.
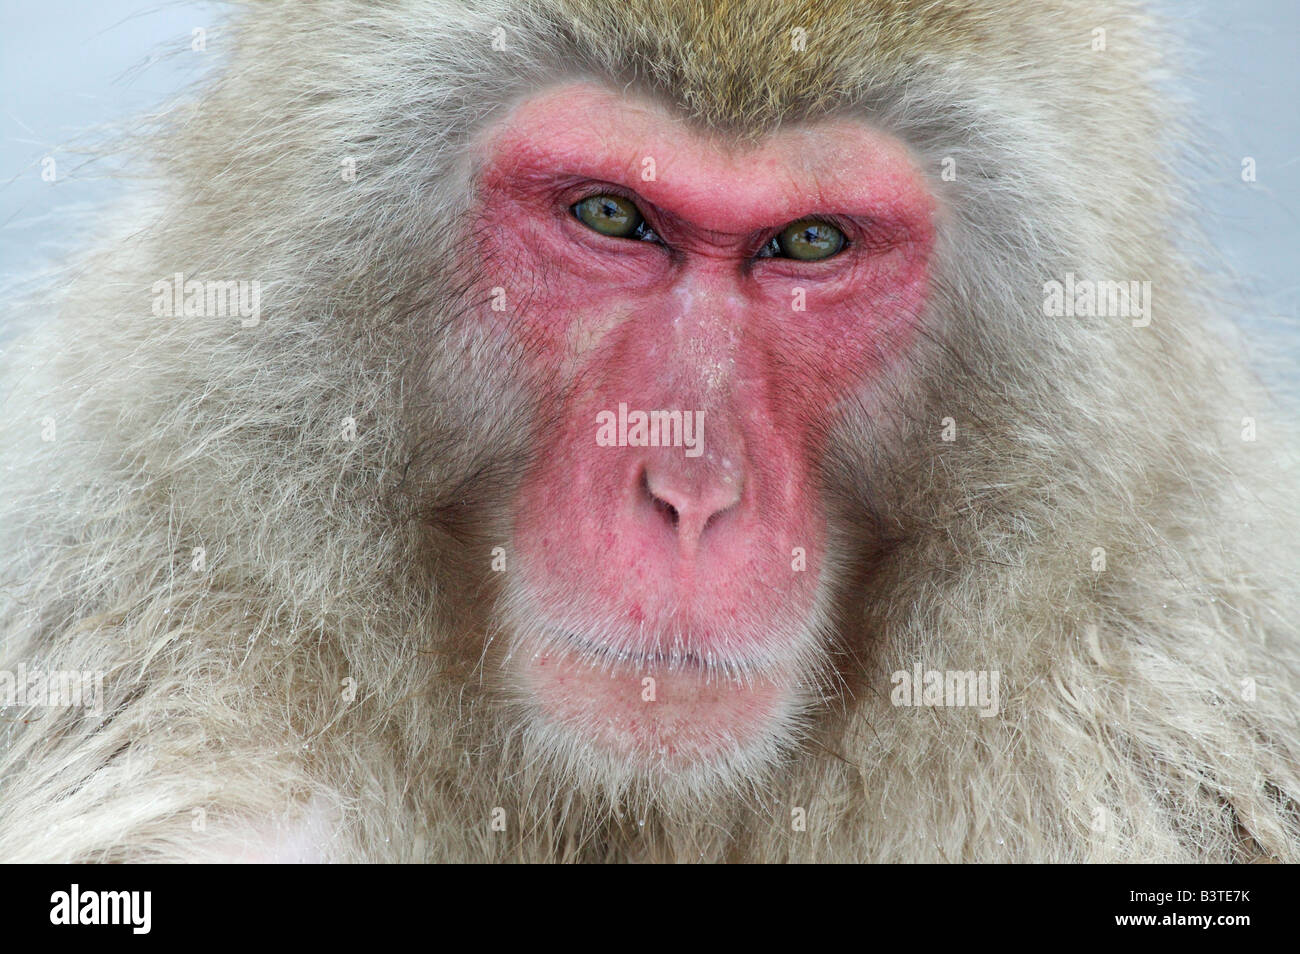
[572, 194, 656, 240]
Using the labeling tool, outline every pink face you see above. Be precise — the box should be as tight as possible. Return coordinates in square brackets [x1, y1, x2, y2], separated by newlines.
[473, 83, 935, 771]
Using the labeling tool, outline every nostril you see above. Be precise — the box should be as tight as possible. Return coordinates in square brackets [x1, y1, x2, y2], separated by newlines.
[641, 468, 679, 528]
[656, 497, 680, 528]
[640, 462, 743, 545]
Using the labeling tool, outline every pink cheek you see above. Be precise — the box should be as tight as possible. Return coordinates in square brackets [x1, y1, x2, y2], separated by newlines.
[793, 255, 933, 403]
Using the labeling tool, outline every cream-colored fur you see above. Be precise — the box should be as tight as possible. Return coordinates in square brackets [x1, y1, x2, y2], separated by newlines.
[0, 0, 1296, 862]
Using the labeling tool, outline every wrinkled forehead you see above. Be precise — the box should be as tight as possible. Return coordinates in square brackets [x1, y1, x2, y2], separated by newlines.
[474, 82, 933, 234]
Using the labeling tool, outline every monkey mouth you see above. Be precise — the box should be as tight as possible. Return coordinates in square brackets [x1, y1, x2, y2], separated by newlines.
[512, 625, 799, 771]
[559, 631, 739, 675]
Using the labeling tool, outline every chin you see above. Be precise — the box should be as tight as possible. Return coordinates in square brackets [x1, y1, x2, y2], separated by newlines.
[498, 591, 833, 800]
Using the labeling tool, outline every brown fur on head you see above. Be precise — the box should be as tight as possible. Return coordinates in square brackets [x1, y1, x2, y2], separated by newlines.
[0, 0, 1296, 863]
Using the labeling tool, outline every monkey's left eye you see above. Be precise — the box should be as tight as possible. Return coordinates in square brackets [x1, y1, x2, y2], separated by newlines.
[572, 194, 657, 241]
[762, 219, 847, 261]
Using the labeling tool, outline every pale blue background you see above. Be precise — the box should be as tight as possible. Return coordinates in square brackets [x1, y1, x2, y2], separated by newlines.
[2, 1, 1297, 333]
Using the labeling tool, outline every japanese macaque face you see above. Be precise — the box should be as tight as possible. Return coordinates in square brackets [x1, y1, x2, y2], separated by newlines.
[474, 84, 934, 781]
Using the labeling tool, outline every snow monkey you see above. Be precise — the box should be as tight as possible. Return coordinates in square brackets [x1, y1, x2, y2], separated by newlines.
[1, 0, 1297, 863]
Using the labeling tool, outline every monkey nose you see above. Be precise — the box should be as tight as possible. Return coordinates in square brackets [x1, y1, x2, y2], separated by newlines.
[639, 461, 742, 553]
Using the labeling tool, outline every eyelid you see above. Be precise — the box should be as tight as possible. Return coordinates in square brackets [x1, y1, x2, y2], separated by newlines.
[778, 216, 852, 243]
[567, 182, 650, 217]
